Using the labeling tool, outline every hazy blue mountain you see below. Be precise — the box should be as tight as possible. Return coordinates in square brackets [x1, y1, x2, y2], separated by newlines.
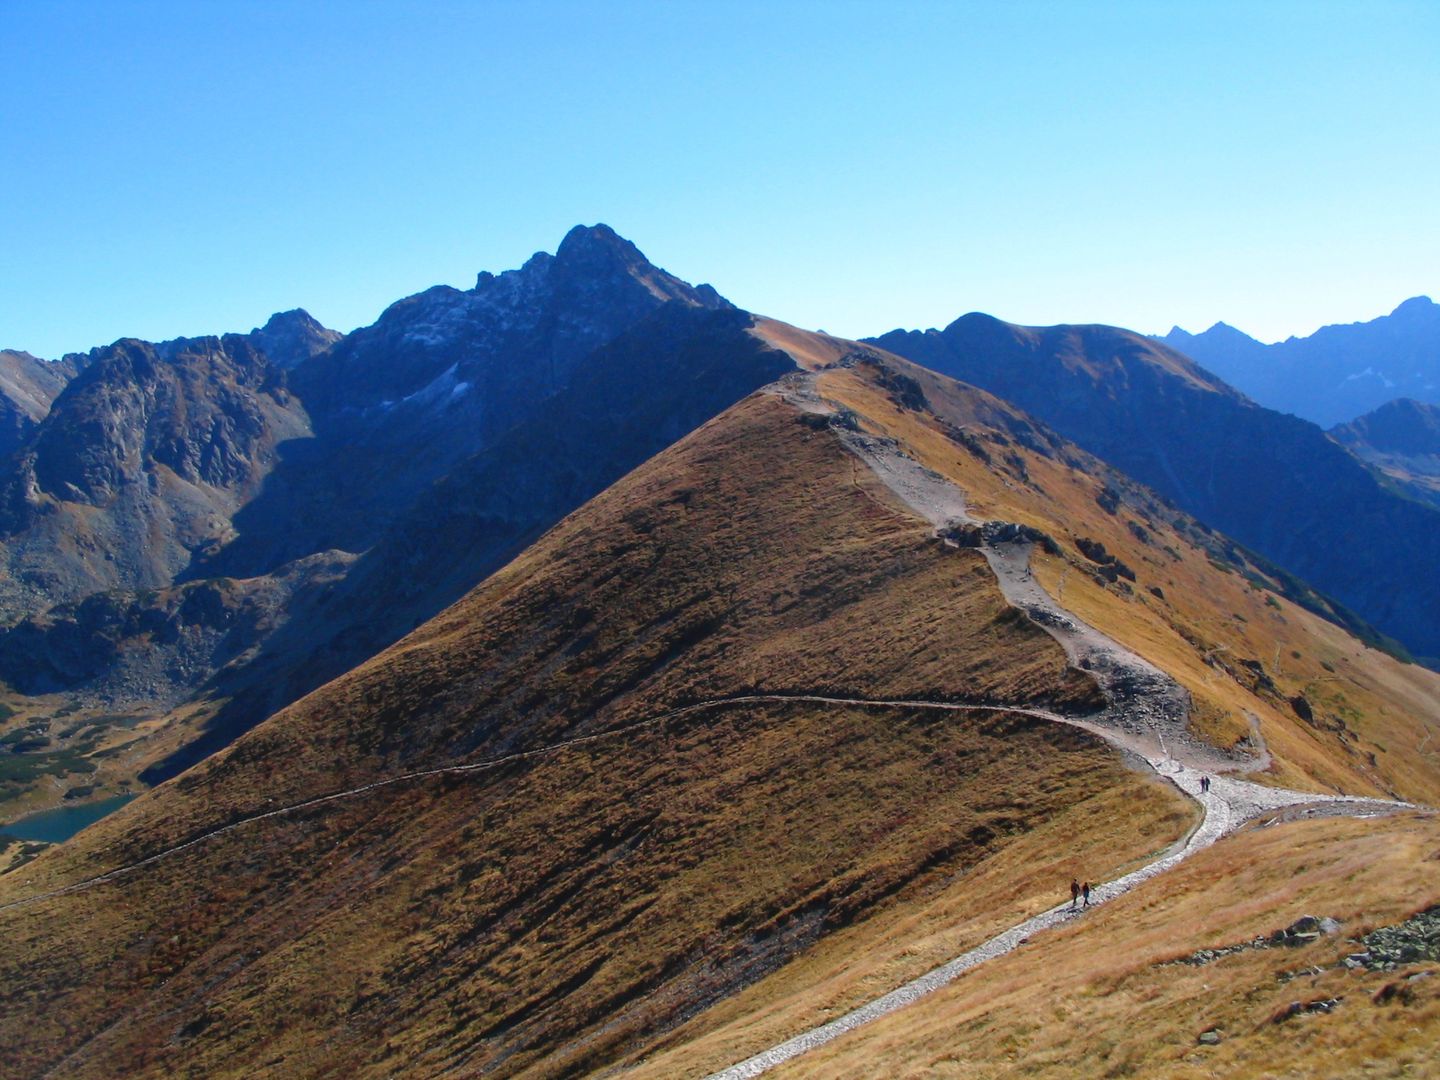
[1332, 398, 1440, 510]
[1161, 297, 1440, 426]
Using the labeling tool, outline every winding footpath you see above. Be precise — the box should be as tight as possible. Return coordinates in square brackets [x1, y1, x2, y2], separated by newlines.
[0, 370, 1422, 1080]
[699, 376, 1418, 1080]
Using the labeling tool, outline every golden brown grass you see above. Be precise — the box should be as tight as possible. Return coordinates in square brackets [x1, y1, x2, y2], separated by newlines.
[4, 342, 1436, 1080]
[795, 346, 1440, 804]
[0, 393, 1169, 1078]
[772, 812, 1440, 1080]
[620, 762, 1194, 1079]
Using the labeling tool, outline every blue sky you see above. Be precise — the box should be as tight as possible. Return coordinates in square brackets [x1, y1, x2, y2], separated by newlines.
[3, 1, 1437, 357]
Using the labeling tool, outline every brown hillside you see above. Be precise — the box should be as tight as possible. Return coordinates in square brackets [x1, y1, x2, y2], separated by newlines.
[0, 391, 1187, 1078]
[651, 811, 1440, 1080]
[768, 334, 1440, 805]
[3, 331, 1435, 1080]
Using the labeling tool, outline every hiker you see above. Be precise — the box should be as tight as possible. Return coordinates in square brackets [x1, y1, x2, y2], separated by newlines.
[1082, 881, 1092, 907]
[1070, 878, 1080, 909]
[1200, 775, 1210, 793]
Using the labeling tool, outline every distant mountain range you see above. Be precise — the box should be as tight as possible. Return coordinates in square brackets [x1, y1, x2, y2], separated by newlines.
[870, 313, 1440, 663]
[1159, 296, 1440, 427]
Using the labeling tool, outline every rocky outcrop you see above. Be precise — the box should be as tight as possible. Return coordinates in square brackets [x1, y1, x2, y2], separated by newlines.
[0, 335, 313, 617]
[244, 309, 341, 370]
[0, 550, 352, 706]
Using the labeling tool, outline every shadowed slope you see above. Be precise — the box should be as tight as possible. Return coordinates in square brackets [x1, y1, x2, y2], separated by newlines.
[1332, 397, 1440, 509]
[0, 391, 1160, 1080]
[0, 348, 82, 458]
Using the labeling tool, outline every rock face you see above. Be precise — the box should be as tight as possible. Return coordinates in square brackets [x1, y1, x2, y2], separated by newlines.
[244, 309, 342, 370]
[0, 334, 314, 616]
[0, 225, 735, 616]
[0, 550, 353, 705]
[1332, 398, 1440, 509]
[0, 226, 796, 788]
[194, 223, 733, 578]
[870, 314, 1440, 663]
[1161, 296, 1440, 427]
[0, 350, 84, 460]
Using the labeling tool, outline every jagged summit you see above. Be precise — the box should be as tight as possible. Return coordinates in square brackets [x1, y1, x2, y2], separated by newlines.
[1160, 296, 1440, 426]
[293, 224, 730, 422]
[554, 221, 638, 261]
[247, 308, 342, 369]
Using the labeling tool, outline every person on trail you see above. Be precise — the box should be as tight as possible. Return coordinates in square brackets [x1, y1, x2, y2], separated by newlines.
[1070, 878, 1080, 909]
[1200, 775, 1210, 793]
[1082, 881, 1092, 907]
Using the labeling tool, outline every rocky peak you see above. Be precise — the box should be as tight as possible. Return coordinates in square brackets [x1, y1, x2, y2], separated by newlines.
[294, 225, 731, 418]
[248, 309, 342, 369]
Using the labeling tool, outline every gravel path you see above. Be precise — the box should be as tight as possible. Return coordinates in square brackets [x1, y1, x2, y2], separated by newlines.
[705, 380, 1414, 1080]
[0, 374, 1418, 1080]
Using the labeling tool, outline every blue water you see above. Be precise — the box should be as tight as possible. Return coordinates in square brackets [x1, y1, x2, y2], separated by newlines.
[1, 793, 137, 844]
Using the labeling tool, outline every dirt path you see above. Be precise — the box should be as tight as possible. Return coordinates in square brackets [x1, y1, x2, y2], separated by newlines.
[702, 380, 1415, 1079]
[0, 690, 1399, 918]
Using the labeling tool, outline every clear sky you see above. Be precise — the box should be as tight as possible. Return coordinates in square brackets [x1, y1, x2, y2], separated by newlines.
[3, 0, 1437, 358]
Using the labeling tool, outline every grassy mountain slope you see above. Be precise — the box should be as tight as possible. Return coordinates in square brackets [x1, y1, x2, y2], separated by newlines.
[697, 812, 1440, 1079]
[784, 338, 1440, 804]
[607, 332, 1440, 1079]
[871, 315, 1440, 665]
[3, 330, 1436, 1079]
[1, 390, 1181, 1079]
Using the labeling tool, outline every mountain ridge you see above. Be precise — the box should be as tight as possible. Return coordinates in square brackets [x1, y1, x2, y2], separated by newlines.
[3, 324, 1437, 1077]
[870, 312, 1440, 664]
[1160, 296, 1440, 425]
